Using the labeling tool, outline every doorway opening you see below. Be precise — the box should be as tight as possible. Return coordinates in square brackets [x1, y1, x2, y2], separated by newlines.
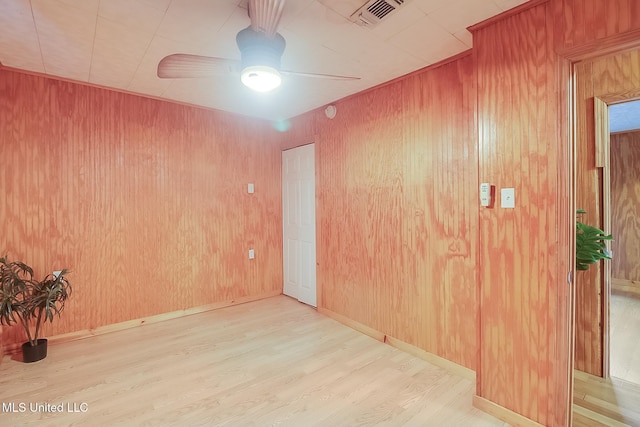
[607, 99, 640, 385]
[570, 46, 640, 426]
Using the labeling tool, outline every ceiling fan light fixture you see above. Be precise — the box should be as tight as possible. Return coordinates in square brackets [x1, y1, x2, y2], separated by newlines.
[241, 65, 282, 92]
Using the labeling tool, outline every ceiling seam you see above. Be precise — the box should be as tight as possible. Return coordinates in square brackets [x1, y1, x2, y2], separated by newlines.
[126, 1, 171, 90]
[87, 0, 101, 83]
[158, 1, 178, 99]
[28, 0, 46, 74]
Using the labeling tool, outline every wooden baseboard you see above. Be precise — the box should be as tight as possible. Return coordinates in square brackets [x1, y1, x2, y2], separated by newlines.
[385, 336, 476, 381]
[612, 278, 640, 298]
[317, 307, 386, 341]
[2, 291, 282, 355]
[473, 395, 544, 427]
[318, 307, 474, 380]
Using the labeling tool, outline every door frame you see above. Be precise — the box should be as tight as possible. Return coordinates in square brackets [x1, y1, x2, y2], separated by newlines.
[563, 34, 640, 386]
[594, 94, 640, 377]
[594, 95, 612, 378]
[558, 29, 640, 425]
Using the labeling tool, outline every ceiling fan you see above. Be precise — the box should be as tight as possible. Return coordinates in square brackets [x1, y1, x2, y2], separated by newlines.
[157, 0, 360, 92]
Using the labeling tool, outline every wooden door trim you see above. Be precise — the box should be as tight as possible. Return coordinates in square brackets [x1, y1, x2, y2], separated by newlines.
[598, 93, 640, 105]
[559, 28, 640, 63]
[594, 96, 611, 377]
[558, 55, 574, 427]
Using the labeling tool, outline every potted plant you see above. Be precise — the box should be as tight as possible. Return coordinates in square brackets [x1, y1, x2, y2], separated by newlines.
[0, 256, 72, 363]
[576, 209, 614, 270]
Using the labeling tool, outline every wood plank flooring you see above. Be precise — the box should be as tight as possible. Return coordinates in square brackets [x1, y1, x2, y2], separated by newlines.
[610, 292, 640, 384]
[573, 370, 640, 427]
[0, 296, 506, 426]
[573, 292, 640, 427]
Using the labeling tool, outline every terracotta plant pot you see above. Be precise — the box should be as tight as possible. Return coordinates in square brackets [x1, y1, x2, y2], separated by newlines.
[22, 339, 48, 363]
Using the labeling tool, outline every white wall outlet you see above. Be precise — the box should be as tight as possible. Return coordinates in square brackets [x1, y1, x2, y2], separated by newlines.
[53, 270, 62, 279]
[248, 183, 254, 194]
[501, 188, 515, 209]
[248, 249, 255, 259]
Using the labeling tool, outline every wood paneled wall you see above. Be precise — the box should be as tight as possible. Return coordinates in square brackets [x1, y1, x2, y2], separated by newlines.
[574, 50, 640, 376]
[0, 69, 282, 348]
[611, 130, 640, 285]
[469, 1, 640, 423]
[473, 1, 573, 425]
[284, 2, 640, 424]
[284, 55, 479, 370]
[556, 0, 640, 51]
[3, 1, 640, 424]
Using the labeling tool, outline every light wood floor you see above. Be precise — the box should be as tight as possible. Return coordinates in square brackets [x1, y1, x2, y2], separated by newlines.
[573, 292, 640, 427]
[610, 293, 640, 384]
[573, 370, 640, 427]
[0, 296, 506, 426]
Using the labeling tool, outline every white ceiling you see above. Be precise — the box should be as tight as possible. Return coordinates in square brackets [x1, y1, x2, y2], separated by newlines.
[0, 0, 528, 121]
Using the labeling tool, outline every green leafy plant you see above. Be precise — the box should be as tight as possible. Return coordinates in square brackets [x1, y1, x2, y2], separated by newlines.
[576, 209, 613, 271]
[0, 256, 72, 347]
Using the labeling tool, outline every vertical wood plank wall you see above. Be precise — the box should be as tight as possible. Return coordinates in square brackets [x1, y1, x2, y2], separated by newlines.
[3, 0, 640, 424]
[0, 69, 282, 348]
[556, 0, 640, 51]
[611, 130, 640, 286]
[473, 2, 572, 425]
[284, 55, 479, 370]
[574, 50, 640, 376]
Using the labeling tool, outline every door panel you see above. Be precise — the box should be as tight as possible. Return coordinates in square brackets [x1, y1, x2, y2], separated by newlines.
[282, 144, 316, 307]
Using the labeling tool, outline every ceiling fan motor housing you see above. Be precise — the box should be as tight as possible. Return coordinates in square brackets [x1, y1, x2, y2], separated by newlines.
[236, 26, 286, 70]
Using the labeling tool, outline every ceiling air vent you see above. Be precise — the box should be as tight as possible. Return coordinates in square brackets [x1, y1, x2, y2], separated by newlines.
[350, 0, 407, 28]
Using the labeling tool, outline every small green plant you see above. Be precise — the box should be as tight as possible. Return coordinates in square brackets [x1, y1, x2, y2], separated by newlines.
[0, 256, 72, 347]
[576, 209, 613, 271]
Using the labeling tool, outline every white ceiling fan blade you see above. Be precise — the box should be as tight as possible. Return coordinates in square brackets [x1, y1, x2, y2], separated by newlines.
[249, 0, 286, 37]
[280, 69, 361, 81]
[157, 54, 240, 79]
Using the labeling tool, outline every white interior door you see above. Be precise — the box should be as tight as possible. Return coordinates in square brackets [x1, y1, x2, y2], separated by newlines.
[282, 144, 316, 307]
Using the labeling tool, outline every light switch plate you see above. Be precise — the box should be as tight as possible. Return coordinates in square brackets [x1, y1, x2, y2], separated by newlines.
[501, 188, 515, 209]
[248, 183, 254, 194]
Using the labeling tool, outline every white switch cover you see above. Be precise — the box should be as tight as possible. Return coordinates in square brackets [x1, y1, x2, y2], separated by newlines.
[248, 249, 255, 259]
[248, 183, 254, 194]
[501, 188, 515, 209]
